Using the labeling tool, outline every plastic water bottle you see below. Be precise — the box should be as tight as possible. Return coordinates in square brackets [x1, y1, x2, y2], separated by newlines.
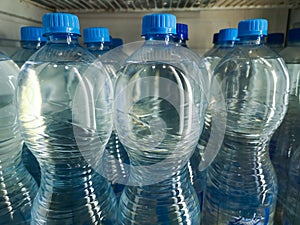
[17, 12, 117, 224]
[175, 23, 188, 47]
[11, 26, 46, 68]
[204, 28, 238, 74]
[114, 13, 208, 224]
[194, 28, 239, 212]
[84, 28, 130, 200]
[0, 51, 37, 224]
[267, 33, 285, 53]
[272, 28, 300, 225]
[203, 32, 219, 57]
[11, 26, 44, 186]
[282, 148, 300, 225]
[84, 27, 111, 58]
[174, 22, 208, 211]
[202, 18, 289, 225]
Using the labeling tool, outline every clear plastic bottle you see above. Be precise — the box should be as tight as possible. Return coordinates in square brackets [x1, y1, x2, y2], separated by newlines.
[11, 26, 46, 68]
[0, 51, 37, 224]
[17, 13, 117, 225]
[267, 33, 285, 53]
[282, 147, 300, 225]
[195, 28, 239, 213]
[275, 28, 300, 225]
[204, 28, 238, 74]
[84, 27, 130, 200]
[203, 32, 219, 57]
[84, 27, 111, 58]
[175, 23, 188, 47]
[114, 13, 208, 225]
[203, 19, 289, 225]
[11, 26, 44, 186]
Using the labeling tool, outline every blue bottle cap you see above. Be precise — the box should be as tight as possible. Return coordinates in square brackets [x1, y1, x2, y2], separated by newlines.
[218, 28, 238, 42]
[111, 38, 123, 47]
[142, 14, 176, 36]
[213, 33, 219, 44]
[287, 28, 300, 43]
[83, 27, 110, 43]
[176, 23, 188, 40]
[42, 13, 80, 36]
[20, 26, 46, 42]
[238, 19, 268, 37]
[267, 33, 284, 44]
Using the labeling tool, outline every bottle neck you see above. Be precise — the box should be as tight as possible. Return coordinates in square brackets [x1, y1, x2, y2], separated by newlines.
[144, 34, 175, 44]
[219, 40, 236, 47]
[21, 40, 44, 49]
[46, 33, 80, 44]
[237, 35, 266, 45]
[86, 42, 111, 51]
[174, 38, 188, 47]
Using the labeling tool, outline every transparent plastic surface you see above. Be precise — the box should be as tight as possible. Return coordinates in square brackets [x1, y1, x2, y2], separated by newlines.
[17, 36, 117, 225]
[86, 43, 111, 58]
[11, 41, 43, 68]
[114, 39, 208, 224]
[203, 40, 289, 225]
[282, 148, 300, 225]
[0, 52, 38, 224]
[11, 40, 43, 185]
[277, 43, 300, 225]
[98, 44, 135, 200]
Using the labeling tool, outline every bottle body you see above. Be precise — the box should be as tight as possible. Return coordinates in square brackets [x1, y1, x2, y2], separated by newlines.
[11, 40, 43, 185]
[0, 53, 38, 224]
[282, 148, 300, 225]
[101, 129, 130, 200]
[203, 40, 289, 225]
[17, 36, 117, 224]
[114, 38, 207, 224]
[275, 42, 300, 225]
[119, 165, 200, 225]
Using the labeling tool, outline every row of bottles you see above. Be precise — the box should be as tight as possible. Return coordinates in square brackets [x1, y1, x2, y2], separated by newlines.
[0, 11, 299, 225]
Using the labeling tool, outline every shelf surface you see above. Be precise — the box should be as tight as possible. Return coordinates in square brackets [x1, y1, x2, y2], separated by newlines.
[24, 0, 300, 12]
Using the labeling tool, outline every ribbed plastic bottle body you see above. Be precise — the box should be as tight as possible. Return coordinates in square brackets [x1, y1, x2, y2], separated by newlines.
[17, 35, 117, 225]
[278, 42, 300, 225]
[282, 149, 300, 225]
[114, 38, 208, 224]
[101, 129, 130, 200]
[11, 41, 43, 68]
[203, 39, 289, 225]
[11, 40, 42, 185]
[0, 52, 38, 224]
[119, 165, 200, 225]
[93, 40, 132, 200]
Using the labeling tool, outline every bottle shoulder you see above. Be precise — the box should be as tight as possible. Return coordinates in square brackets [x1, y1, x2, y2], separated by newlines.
[126, 41, 206, 67]
[280, 46, 300, 64]
[29, 43, 96, 63]
[11, 48, 37, 63]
